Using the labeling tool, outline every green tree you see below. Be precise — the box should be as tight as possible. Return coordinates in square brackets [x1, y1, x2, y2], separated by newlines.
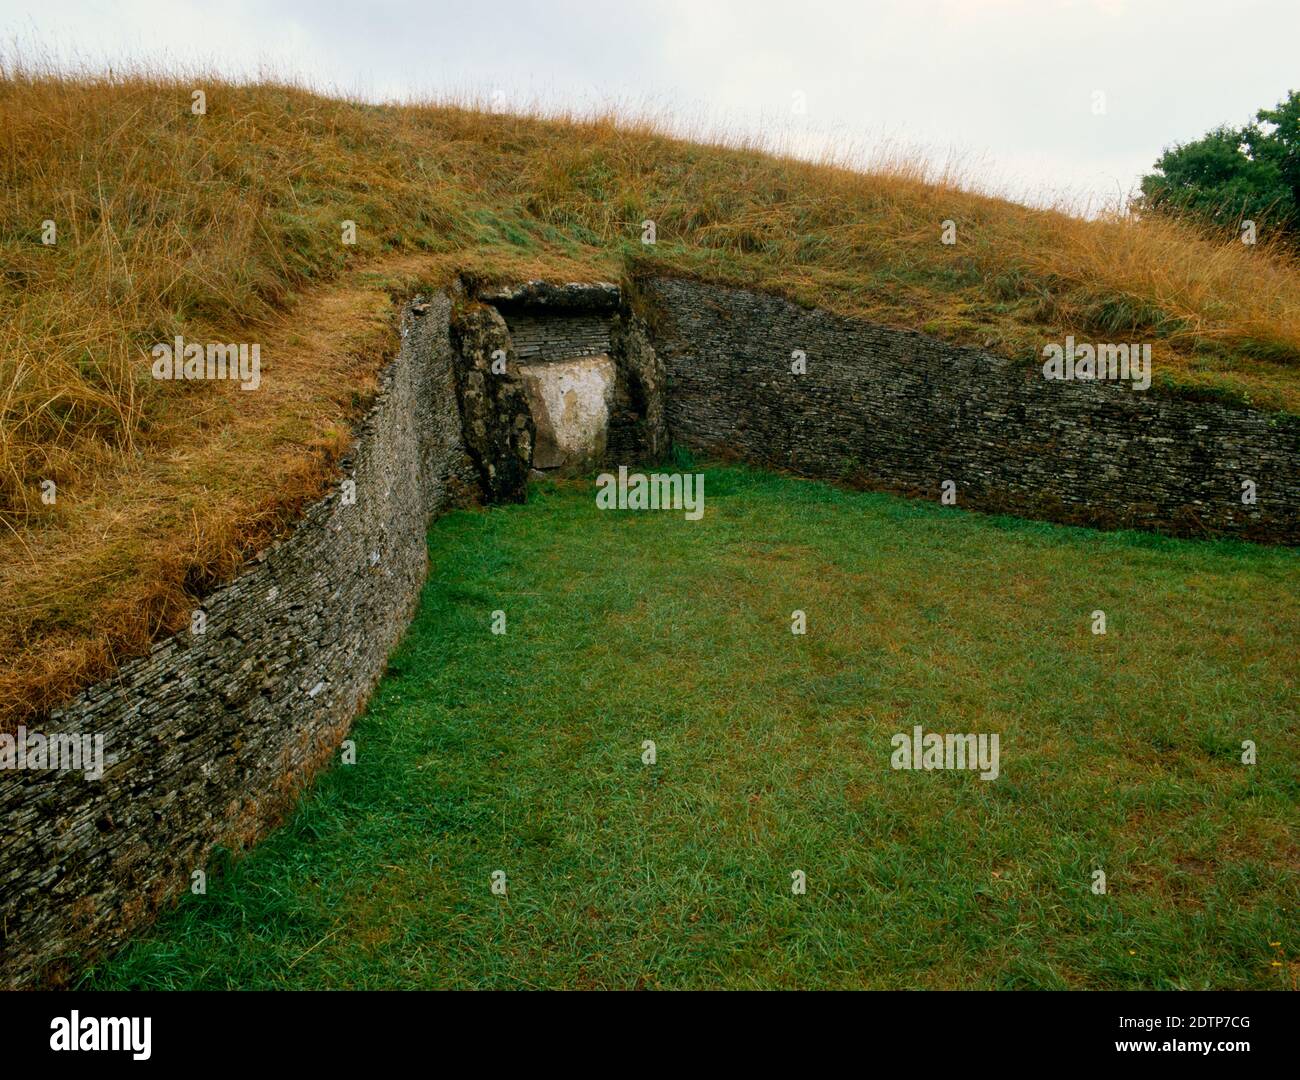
[1139, 90, 1300, 242]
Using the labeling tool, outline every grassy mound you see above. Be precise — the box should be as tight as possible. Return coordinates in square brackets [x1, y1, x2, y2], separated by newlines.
[4, 67, 1300, 726]
[81, 467, 1297, 989]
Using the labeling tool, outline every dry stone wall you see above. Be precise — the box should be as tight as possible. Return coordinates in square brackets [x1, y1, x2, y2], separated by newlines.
[5, 272, 1296, 989]
[636, 276, 1300, 543]
[0, 295, 477, 988]
[503, 312, 613, 364]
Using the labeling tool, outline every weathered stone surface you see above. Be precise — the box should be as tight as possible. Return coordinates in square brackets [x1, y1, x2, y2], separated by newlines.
[609, 312, 669, 464]
[474, 283, 667, 468]
[449, 303, 534, 503]
[636, 276, 1299, 542]
[520, 355, 616, 472]
[477, 279, 620, 312]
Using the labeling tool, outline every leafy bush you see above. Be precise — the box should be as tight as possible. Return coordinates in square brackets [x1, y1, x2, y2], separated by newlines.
[1139, 90, 1300, 244]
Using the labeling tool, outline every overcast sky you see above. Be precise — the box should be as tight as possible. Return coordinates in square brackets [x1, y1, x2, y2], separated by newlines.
[4, 0, 1297, 210]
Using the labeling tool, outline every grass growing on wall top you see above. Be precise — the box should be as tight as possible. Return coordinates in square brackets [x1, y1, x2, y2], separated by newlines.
[81, 465, 1299, 990]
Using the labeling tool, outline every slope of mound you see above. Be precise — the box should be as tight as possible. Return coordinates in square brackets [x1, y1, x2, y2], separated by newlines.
[3, 69, 1299, 725]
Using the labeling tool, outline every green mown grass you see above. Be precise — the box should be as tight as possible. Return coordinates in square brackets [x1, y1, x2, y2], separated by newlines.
[82, 465, 1298, 989]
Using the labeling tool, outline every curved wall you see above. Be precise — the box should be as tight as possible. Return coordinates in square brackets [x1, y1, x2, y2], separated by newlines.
[0, 295, 475, 987]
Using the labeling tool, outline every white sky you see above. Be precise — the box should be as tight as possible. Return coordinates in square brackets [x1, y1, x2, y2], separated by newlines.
[3, 0, 1297, 211]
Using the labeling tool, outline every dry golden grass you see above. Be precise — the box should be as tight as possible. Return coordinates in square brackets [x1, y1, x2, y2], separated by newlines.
[2, 63, 1299, 727]
[0, 245, 609, 728]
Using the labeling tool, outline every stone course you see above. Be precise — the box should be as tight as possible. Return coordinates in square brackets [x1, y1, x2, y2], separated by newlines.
[636, 276, 1299, 542]
[503, 312, 613, 364]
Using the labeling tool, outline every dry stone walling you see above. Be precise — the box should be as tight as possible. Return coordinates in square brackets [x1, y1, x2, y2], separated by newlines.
[4, 270, 1294, 987]
[628, 274, 1299, 543]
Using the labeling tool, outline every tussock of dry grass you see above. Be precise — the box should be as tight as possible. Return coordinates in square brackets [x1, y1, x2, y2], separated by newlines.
[2, 63, 1299, 727]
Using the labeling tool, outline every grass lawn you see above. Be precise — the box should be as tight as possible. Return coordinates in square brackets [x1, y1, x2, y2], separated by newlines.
[82, 464, 1298, 989]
